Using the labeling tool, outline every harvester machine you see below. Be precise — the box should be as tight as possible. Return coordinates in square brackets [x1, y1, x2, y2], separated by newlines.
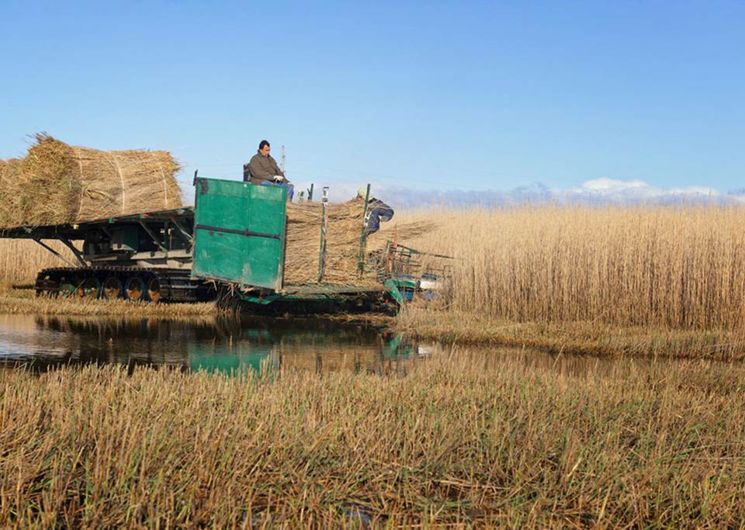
[0, 176, 449, 312]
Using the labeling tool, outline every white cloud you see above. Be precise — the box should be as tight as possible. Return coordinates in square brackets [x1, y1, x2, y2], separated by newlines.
[178, 176, 741, 209]
[667, 186, 719, 197]
[578, 177, 650, 193]
[564, 178, 721, 203]
[363, 178, 739, 209]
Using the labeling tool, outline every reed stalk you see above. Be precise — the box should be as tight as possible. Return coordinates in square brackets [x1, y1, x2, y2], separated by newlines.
[1, 355, 744, 527]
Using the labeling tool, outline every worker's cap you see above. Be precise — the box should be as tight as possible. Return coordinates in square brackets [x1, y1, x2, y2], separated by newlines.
[357, 186, 370, 199]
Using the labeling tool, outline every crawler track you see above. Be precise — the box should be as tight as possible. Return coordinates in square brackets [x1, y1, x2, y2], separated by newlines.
[35, 267, 215, 303]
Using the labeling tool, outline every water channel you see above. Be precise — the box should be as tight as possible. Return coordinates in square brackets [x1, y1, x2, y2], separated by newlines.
[0, 314, 665, 377]
[0, 314, 432, 375]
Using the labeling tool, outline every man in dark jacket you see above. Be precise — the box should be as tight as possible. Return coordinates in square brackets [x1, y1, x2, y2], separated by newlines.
[243, 140, 294, 199]
[357, 187, 394, 235]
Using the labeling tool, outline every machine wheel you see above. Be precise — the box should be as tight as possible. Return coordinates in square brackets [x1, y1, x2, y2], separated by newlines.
[35, 273, 58, 297]
[58, 278, 77, 297]
[102, 276, 123, 300]
[124, 276, 146, 301]
[147, 277, 162, 303]
[79, 277, 101, 299]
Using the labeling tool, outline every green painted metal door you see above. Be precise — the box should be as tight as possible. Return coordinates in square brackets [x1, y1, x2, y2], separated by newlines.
[192, 178, 287, 290]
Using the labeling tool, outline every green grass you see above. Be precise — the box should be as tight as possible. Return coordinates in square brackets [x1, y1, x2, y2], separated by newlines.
[2, 353, 745, 527]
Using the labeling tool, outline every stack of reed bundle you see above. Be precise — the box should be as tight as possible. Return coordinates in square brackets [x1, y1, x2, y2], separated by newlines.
[284, 200, 445, 285]
[0, 158, 25, 228]
[284, 200, 379, 285]
[0, 134, 182, 228]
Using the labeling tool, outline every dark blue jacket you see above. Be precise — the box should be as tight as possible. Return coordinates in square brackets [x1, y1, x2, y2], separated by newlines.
[365, 199, 394, 235]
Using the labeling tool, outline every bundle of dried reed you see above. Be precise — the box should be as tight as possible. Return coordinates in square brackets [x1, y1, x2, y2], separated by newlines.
[0, 134, 182, 228]
[0, 158, 25, 227]
[284, 199, 379, 285]
[70, 144, 182, 221]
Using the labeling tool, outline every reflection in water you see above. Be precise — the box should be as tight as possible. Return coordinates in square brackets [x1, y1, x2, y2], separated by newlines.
[0, 315, 670, 378]
[0, 314, 423, 376]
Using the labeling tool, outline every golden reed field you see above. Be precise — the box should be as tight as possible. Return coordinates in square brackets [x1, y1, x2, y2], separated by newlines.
[4, 207, 745, 527]
[390, 205, 745, 330]
[0, 240, 72, 286]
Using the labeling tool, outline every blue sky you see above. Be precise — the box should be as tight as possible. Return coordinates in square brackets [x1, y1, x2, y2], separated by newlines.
[1, 0, 743, 199]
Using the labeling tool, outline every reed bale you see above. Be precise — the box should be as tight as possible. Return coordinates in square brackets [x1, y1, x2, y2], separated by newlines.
[323, 202, 379, 284]
[284, 201, 439, 285]
[284, 200, 380, 285]
[17, 137, 82, 226]
[0, 143, 71, 227]
[284, 202, 326, 284]
[71, 145, 182, 221]
[0, 159, 23, 227]
[0, 134, 182, 228]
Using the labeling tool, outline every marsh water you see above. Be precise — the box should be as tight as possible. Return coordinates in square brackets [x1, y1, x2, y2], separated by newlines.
[0, 314, 429, 375]
[0, 314, 655, 376]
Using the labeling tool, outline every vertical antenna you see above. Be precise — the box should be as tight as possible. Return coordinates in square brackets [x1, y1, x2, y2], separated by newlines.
[280, 145, 286, 173]
[318, 186, 330, 282]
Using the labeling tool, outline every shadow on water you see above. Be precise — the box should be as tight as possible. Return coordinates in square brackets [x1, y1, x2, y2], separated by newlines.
[0, 314, 425, 376]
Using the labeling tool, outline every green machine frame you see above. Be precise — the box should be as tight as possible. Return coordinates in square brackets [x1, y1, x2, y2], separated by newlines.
[192, 178, 288, 291]
[191, 177, 405, 311]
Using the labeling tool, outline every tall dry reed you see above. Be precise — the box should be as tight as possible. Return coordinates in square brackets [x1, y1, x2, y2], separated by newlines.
[386, 205, 745, 330]
[0, 240, 73, 285]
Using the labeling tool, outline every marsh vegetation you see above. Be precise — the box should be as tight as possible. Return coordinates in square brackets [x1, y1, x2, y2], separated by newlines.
[2, 354, 744, 527]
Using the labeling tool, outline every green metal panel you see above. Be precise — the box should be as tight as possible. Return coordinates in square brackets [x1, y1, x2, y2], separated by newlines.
[111, 228, 139, 252]
[192, 178, 287, 290]
[384, 279, 406, 306]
